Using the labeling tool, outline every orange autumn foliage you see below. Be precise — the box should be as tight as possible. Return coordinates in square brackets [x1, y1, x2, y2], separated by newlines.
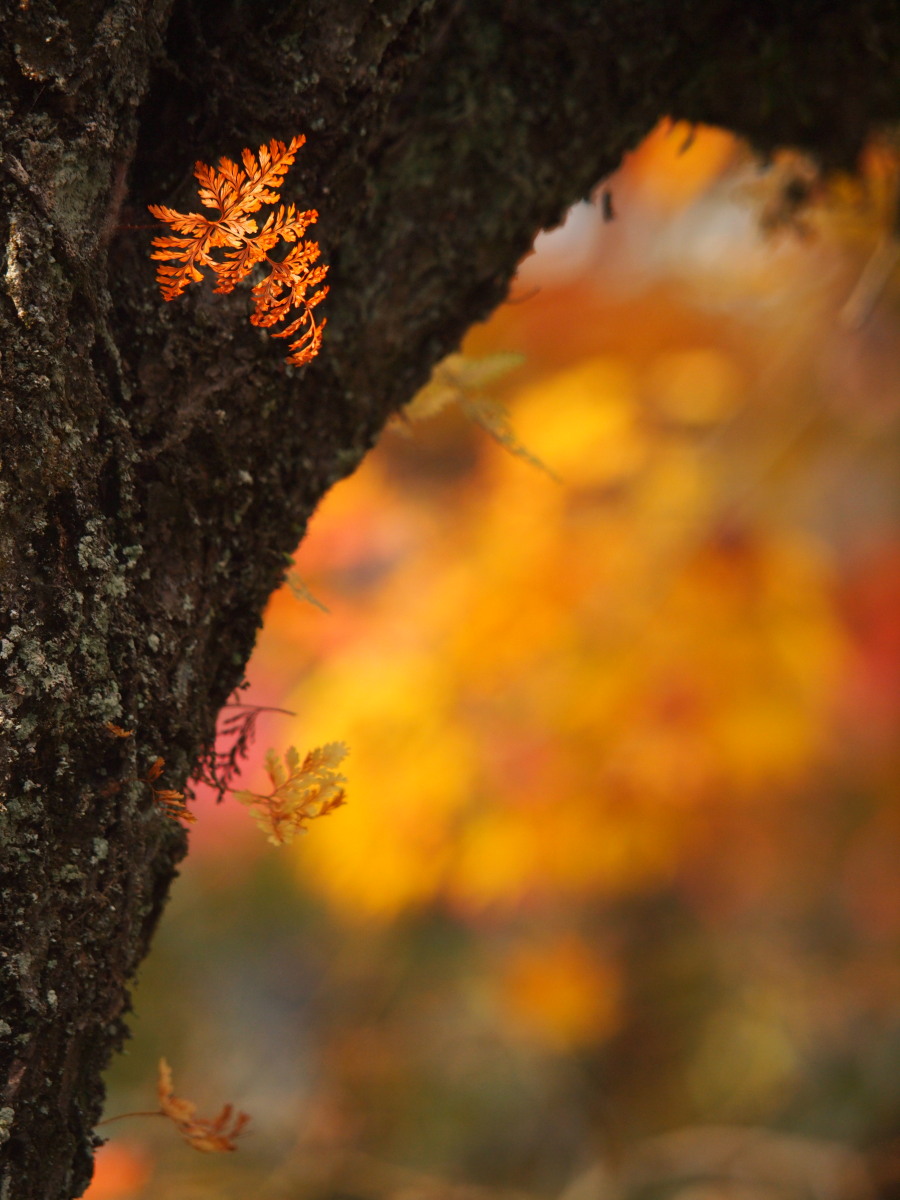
[148, 136, 327, 367]
[271, 350, 844, 922]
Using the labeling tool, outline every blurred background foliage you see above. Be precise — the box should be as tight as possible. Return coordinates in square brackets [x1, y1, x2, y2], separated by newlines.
[91, 121, 900, 1200]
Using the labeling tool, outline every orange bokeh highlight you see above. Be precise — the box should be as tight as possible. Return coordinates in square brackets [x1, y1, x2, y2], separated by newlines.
[84, 1142, 152, 1200]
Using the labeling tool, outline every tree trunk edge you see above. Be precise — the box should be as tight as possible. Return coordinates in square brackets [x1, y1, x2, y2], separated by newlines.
[1, 2, 899, 1197]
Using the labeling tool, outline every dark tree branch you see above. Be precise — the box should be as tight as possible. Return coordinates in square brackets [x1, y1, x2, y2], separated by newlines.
[1, 1, 898, 1195]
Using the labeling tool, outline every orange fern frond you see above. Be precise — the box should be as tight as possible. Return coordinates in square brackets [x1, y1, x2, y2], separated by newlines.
[233, 742, 347, 846]
[97, 1059, 250, 1153]
[157, 1059, 250, 1153]
[143, 756, 196, 824]
[155, 789, 197, 824]
[148, 136, 328, 367]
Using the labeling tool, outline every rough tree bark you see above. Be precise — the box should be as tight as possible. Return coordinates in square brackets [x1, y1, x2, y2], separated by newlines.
[1, 1, 898, 1196]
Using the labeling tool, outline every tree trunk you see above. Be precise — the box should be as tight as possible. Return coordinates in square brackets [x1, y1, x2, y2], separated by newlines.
[1, 1, 898, 1195]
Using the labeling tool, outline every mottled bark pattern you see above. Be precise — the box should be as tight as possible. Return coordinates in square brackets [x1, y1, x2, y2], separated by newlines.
[1, 1, 898, 1196]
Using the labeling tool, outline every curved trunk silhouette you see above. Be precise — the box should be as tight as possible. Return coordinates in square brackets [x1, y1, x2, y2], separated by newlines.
[1, 1, 898, 1195]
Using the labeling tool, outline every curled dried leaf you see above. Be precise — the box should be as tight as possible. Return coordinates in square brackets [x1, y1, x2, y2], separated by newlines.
[104, 721, 133, 738]
[144, 757, 165, 783]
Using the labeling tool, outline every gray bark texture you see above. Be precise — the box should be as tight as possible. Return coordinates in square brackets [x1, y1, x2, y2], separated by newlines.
[1, 1, 899, 1196]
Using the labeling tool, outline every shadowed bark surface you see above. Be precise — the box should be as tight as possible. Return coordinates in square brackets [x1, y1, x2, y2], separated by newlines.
[1, 1, 899, 1195]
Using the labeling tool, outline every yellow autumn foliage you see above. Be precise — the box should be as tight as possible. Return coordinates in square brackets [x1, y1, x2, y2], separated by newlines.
[280, 346, 845, 921]
[108, 122, 900, 1196]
